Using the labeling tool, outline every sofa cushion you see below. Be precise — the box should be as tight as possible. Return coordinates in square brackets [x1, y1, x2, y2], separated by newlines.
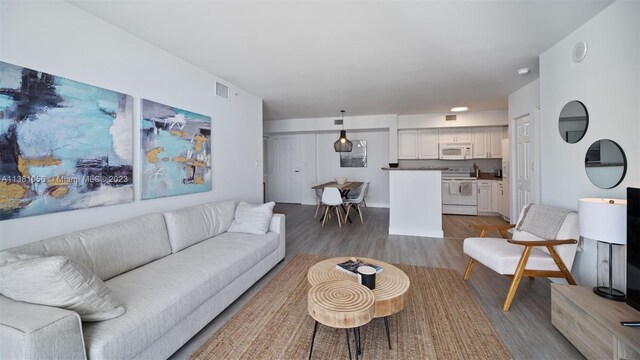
[163, 200, 236, 253]
[78, 213, 173, 280]
[83, 231, 279, 359]
[227, 201, 275, 235]
[4, 232, 96, 277]
[4, 213, 172, 281]
[0, 254, 125, 321]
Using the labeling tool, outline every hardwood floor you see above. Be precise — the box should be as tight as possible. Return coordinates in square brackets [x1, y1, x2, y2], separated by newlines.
[170, 204, 583, 360]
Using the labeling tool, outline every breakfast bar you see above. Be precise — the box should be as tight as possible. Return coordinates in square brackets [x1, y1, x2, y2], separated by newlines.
[382, 168, 444, 238]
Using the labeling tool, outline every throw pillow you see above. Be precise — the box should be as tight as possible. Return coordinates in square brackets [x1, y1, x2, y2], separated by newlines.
[0, 253, 125, 321]
[227, 201, 275, 235]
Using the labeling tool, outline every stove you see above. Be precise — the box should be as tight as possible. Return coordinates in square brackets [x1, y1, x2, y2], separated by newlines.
[442, 167, 476, 179]
[441, 167, 478, 215]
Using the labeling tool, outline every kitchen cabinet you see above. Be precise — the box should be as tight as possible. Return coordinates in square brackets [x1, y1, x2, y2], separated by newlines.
[491, 180, 502, 213]
[438, 128, 472, 143]
[418, 130, 439, 159]
[472, 127, 503, 159]
[500, 178, 510, 220]
[398, 129, 439, 159]
[398, 130, 418, 159]
[477, 180, 492, 213]
[493, 180, 503, 214]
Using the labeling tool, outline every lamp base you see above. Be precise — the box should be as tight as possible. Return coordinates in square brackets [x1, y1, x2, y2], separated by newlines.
[593, 286, 626, 301]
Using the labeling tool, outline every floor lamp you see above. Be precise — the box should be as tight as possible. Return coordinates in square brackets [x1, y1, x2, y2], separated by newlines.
[578, 198, 627, 301]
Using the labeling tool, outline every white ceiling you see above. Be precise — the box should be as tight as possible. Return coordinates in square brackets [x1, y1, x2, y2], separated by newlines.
[70, 1, 613, 121]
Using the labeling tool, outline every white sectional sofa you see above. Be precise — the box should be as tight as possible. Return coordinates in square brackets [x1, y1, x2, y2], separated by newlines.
[0, 200, 286, 359]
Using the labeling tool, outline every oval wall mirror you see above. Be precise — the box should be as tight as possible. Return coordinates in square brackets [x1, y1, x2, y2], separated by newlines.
[585, 139, 627, 189]
[558, 100, 589, 143]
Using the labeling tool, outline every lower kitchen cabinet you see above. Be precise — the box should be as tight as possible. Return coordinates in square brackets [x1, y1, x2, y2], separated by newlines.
[493, 180, 502, 214]
[477, 180, 492, 213]
[478, 179, 503, 214]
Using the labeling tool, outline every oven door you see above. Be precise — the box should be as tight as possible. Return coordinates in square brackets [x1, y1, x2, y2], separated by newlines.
[442, 180, 478, 206]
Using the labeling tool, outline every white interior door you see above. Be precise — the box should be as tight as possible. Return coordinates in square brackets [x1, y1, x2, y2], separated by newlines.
[515, 114, 532, 214]
[267, 137, 301, 203]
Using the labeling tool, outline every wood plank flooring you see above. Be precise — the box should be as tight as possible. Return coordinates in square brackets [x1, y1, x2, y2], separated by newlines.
[170, 204, 583, 360]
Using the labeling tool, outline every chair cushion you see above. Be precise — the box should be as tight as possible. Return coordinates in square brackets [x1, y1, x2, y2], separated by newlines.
[0, 253, 125, 321]
[463, 237, 559, 274]
[83, 231, 279, 359]
[227, 202, 275, 235]
[163, 200, 236, 252]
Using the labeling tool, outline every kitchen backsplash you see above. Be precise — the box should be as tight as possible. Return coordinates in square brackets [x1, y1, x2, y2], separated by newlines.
[397, 158, 502, 173]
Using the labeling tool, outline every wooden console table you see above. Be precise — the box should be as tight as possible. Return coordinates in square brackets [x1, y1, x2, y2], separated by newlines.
[551, 284, 640, 360]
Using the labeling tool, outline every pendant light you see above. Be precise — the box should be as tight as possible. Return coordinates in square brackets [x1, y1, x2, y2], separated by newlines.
[333, 110, 353, 152]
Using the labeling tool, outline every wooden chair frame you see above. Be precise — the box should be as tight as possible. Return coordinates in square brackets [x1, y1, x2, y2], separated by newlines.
[463, 224, 577, 311]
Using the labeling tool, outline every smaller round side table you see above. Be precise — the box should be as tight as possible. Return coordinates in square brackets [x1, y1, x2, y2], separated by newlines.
[307, 280, 374, 360]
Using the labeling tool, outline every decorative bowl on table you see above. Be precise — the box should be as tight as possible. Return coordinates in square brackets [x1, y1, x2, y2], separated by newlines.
[388, 163, 399, 168]
[335, 177, 347, 185]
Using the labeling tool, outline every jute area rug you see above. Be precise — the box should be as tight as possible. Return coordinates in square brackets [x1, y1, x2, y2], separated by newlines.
[191, 254, 512, 359]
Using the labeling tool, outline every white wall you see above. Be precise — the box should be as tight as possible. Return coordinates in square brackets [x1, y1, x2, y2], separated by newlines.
[267, 130, 390, 207]
[398, 110, 507, 129]
[0, 1, 264, 249]
[315, 130, 390, 207]
[265, 113, 398, 162]
[539, 0, 640, 286]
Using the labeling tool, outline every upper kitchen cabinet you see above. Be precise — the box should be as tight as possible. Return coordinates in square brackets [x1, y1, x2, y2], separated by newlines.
[472, 127, 503, 158]
[418, 130, 439, 159]
[398, 129, 439, 159]
[398, 130, 418, 159]
[438, 128, 472, 143]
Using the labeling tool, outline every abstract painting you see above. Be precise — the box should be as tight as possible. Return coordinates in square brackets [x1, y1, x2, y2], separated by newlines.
[140, 99, 211, 199]
[0, 61, 133, 220]
[340, 140, 367, 167]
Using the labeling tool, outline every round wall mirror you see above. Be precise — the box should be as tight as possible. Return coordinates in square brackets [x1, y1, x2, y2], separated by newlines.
[558, 100, 588, 143]
[585, 139, 627, 189]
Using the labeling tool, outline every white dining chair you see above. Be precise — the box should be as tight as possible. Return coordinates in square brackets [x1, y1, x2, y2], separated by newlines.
[321, 187, 344, 227]
[361, 182, 370, 208]
[344, 182, 368, 224]
[313, 185, 324, 218]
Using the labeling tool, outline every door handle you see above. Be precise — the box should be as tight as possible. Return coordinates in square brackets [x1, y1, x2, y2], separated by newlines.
[294, 170, 300, 173]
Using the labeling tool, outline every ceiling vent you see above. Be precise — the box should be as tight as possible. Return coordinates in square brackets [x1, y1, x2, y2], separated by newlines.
[445, 114, 457, 121]
[334, 119, 343, 125]
[215, 82, 229, 99]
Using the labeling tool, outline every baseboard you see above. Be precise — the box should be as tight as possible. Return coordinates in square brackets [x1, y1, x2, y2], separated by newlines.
[388, 227, 443, 238]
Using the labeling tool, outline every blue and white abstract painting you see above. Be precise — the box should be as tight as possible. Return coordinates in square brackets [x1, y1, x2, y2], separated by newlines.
[0, 61, 134, 220]
[140, 99, 211, 199]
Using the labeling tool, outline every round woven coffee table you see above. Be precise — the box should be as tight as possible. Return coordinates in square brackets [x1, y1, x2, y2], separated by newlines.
[307, 257, 411, 349]
[307, 280, 374, 360]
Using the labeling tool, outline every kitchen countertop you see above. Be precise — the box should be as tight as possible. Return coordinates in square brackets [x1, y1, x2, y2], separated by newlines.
[477, 173, 504, 180]
[381, 167, 449, 171]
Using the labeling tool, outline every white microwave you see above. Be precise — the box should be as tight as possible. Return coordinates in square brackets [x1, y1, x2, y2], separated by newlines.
[439, 143, 473, 160]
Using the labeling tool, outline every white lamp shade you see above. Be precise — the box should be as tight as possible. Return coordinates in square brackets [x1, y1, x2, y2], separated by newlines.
[578, 198, 627, 245]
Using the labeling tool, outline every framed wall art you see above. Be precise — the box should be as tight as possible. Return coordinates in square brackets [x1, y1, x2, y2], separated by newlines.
[140, 99, 211, 199]
[0, 61, 133, 220]
[340, 140, 367, 167]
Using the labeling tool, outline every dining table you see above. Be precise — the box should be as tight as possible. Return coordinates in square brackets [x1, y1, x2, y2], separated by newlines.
[312, 181, 364, 223]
